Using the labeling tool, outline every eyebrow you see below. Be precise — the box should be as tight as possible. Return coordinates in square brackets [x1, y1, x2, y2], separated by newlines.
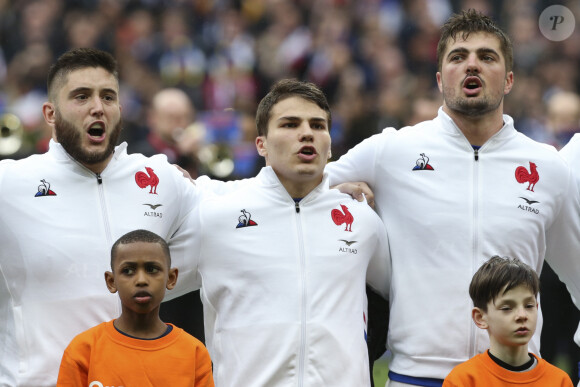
[277, 116, 327, 123]
[447, 47, 500, 59]
[68, 87, 118, 97]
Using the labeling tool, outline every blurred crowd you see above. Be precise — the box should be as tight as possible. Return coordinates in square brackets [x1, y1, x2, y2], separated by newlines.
[0, 0, 579, 380]
[1, 0, 579, 177]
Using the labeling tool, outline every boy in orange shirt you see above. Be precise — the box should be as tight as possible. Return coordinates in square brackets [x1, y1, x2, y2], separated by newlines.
[57, 229, 214, 387]
[443, 255, 572, 386]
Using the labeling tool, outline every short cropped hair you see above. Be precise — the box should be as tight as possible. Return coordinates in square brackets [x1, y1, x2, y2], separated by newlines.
[437, 9, 513, 72]
[47, 48, 118, 102]
[110, 229, 171, 270]
[255, 79, 331, 137]
[469, 255, 539, 312]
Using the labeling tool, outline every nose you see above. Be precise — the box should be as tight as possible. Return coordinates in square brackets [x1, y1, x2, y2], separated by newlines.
[90, 97, 104, 117]
[135, 270, 148, 287]
[299, 123, 314, 142]
[515, 306, 528, 322]
[465, 53, 480, 74]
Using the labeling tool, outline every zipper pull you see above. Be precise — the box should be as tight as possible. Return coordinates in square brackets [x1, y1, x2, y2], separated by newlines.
[96, 173, 102, 184]
[295, 201, 300, 213]
[474, 148, 479, 161]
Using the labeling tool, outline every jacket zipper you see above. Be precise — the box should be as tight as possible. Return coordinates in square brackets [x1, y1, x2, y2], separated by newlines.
[295, 200, 307, 386]
[469, 148, 480, 357]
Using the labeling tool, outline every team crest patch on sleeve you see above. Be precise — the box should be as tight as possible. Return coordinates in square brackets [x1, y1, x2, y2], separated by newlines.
[331, 204, 354, 232]
[515, 162, 539, 192]
[135, 167, 160, 194]
[236, 209, 258, 228]
[35, 179, 57, 197]
[412, 153, 434, 171]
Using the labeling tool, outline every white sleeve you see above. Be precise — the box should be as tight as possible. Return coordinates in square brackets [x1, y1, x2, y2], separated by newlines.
[325, 129, 395, 187]
[164, 170, 203, 300]
[194, 174, 249, 195]
[365, 212, 391, 299]
[560, 133, 580, 191]
[544, 164, 580, 345]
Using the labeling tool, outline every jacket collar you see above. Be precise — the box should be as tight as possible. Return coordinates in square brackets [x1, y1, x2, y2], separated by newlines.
[436, 107, 517, 145]
[48, 139, 128, 174]
[256, 166, 330, 202]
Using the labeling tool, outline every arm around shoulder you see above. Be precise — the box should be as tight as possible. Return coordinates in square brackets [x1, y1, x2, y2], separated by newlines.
[326, 128, 394, 187]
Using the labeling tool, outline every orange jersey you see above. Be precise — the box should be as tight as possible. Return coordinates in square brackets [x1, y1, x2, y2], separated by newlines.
[57, 320, 214, 387]
[443, 351, 572, 387]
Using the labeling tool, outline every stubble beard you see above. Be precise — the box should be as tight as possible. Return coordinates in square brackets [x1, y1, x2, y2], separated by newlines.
[54, 113, 122, 166]
[443, 86, 504, 117]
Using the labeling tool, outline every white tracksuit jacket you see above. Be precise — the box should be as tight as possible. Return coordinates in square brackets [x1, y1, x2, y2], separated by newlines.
[559, 133, 580, 351]
[326, 108, 580, 380]
[0, 140, 199, 387]
[185, 166, 391, 387]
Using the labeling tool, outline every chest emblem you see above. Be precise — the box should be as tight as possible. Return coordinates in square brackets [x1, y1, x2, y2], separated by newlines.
[35, 179, 57, 197]
[515, 162, 539, 192]
[135, 167, 160, 194]
[236, 209, 258, 228]
[332, 204, 354, 232]
[412, 153, 434, 171]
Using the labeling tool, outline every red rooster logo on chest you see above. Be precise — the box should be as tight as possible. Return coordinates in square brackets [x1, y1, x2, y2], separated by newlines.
[135, 167, 160, 194]
[332, 204, 354, 232]
[515, 162, 539, 192]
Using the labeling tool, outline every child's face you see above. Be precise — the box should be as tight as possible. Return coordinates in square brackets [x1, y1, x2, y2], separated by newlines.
[484, 284, 538, 349]
[105, 241, 177, 315]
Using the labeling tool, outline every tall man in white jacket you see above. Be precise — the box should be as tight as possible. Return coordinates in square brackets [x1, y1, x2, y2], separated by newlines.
[0, 48, 203, 387]
[179, 79, 391, 386]
[326, 9, 580, 386]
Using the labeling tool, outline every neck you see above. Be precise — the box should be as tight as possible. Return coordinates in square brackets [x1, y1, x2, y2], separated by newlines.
[83, 155, 113, 175]
[488, 340, 530, 367]
[443, 105, 505, 146]
[279, 177, 321, 199]
[114, 308, 167, 339]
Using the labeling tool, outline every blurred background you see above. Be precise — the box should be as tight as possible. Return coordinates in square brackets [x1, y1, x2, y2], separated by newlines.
[0, 0, 578, 384]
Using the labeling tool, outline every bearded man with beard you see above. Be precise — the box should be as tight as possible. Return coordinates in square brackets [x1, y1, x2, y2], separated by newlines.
[326, 9, 580, 386]
[0, 48, 206, 387]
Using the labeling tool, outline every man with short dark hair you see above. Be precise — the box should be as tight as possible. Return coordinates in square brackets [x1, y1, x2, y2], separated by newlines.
[0, 48, 201, 387]
[327, 10, 580, 386]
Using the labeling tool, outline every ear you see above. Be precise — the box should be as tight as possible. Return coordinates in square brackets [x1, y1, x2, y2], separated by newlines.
[327, 147, 332, 160]
[504, 71, 514, 95]
[42, 102, 56, 127]
[166, 267, 178, 290]
[256, 136, 267, 158]
[472, 307, 488, 330]
[105, 271, 117, 294]
[436, 72, 443, 93]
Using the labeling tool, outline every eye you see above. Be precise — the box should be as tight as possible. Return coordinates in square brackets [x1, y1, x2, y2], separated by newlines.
[146, 264, 161, 274]
[121, 267, 135, 275]
[482, 55, 495, 62]
[103, 94, 116, 102]
[311, 122, 327, 130]
[75, 94, 88, 101]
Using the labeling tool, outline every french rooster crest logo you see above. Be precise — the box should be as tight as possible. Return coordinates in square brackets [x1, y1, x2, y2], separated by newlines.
[515, 162, 539, 192]
[236, 209, 258, 228]
[135, 167, 160, 194]
[412, 153, 434, 171]
[35, 179, 57, 197]
[331, 204, 354, 232]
